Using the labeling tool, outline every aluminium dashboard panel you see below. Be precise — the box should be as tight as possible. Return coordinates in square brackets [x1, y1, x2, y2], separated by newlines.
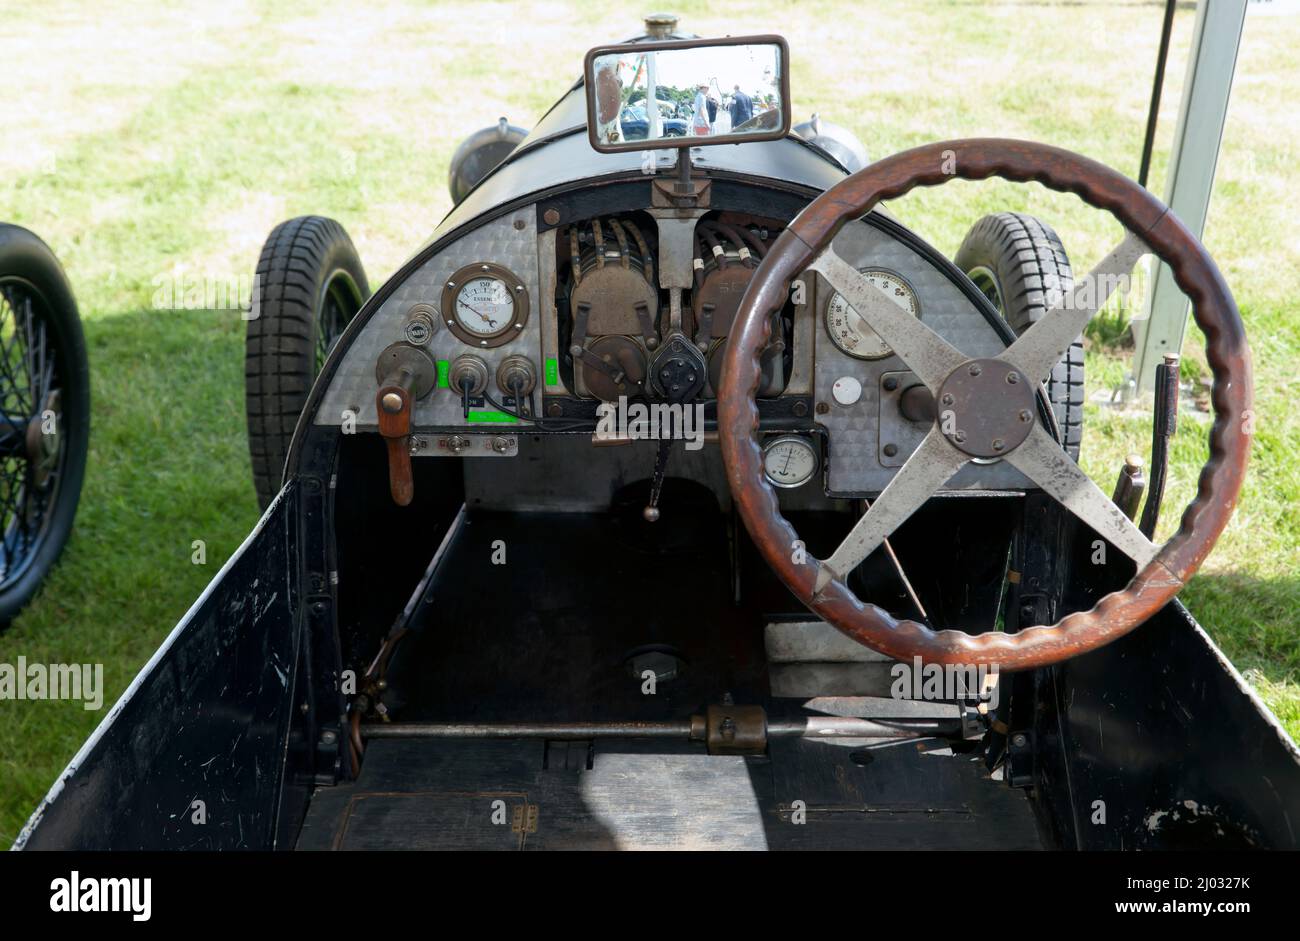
[316, 209, 542, 430]
[814, 221, 1033, 495]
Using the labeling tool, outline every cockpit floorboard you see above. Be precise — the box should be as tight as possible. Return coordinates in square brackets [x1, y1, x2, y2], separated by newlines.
[296, 737, 1044, 850]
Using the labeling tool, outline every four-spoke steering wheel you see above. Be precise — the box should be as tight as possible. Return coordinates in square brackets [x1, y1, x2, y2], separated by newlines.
[718, 139, 1253, 671]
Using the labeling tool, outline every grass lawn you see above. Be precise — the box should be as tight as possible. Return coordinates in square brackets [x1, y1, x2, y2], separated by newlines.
[1, 0, 1297, 842]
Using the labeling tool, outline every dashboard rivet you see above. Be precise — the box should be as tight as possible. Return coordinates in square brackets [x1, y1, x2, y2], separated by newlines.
[969, 363, 982, 377]
[883, 443, 898, 457]
[543, 208, 561, 226]
[883, 376, 899, 392]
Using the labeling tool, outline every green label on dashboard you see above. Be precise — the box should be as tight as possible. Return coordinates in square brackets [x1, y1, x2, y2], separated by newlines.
[544, 357, 559, 386]
[467, 410, 518, 424]
[436, 360, 450, 388]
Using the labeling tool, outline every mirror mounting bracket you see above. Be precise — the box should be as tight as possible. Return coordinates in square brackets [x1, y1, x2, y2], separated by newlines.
[652, 147, 711, 210]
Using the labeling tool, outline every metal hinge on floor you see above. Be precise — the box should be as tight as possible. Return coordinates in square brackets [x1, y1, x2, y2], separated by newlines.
[511, 803, 539, 834]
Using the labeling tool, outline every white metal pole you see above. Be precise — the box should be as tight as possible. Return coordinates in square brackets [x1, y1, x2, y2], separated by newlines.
[1130, 0, 1247, 391]
[646, 53, 662, 140]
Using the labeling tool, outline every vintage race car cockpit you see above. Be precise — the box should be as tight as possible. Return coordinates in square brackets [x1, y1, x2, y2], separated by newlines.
[17, 16, 1298, 854]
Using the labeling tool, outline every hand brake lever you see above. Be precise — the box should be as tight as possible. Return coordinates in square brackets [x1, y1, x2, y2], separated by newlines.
[377, 368, 416, 506]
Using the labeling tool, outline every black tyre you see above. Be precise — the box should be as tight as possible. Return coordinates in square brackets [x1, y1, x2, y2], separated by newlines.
[246, 216, 368, 510]
[0, 224, 90, 627]
[954, 212, 1083, 458]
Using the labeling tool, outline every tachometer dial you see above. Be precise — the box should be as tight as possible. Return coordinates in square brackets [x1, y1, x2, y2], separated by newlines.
[441, 262, 530, 348]
[762, 435, 820, 489]
[824, 268, 920, 360]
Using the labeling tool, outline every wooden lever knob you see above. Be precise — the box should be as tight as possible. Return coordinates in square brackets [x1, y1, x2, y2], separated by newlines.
[376, 377, 414, 506]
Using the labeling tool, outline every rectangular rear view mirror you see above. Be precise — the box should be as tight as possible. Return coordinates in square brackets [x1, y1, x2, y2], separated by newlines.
[584, 35, 791, 152]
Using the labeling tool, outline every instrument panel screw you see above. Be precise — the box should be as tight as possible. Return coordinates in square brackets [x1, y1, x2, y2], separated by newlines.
[543, 208, 561, 226]
[1019, 409, 1033, 423]
[992, 438, 1005, 451]
[941, 393, 954, 406]
[1006, 371, 1020, 384]
[954, 430, 966, 443]
[792, 401, 808, 417]
[969, 363, 982, 377]
[883, 443, 898, 457]
[883, 376, 899, 392]
[1011, 733, 1028, 749]
[513, 218, 526, 230]
[547, 402, 563, 418]
[815, 402, 830, 415]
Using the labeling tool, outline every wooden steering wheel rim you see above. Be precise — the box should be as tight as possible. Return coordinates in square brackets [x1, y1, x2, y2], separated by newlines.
[717, 138, 1253, 671]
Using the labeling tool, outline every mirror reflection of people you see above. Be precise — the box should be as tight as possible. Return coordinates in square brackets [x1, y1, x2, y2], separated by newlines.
[594, 60, 624, 141]
[692, 83, 711, 136]
[729, 84, 753, 127]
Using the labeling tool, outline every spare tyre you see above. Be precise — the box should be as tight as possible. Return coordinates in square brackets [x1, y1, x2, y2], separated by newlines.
[245, 216, 368, 510]
[954, 212, 1083, 459]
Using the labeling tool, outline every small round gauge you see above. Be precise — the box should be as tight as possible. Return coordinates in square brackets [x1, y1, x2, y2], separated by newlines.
[824, 268, 920, 360]
[762, 435, 820, 489]
[441, 262, 530, 348]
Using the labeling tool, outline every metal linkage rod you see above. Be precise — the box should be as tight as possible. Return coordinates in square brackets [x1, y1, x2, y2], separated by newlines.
[362, 715, 963, 742]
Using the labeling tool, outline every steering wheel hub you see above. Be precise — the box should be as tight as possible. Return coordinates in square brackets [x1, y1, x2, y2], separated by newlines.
[937, 358, 1035, 458]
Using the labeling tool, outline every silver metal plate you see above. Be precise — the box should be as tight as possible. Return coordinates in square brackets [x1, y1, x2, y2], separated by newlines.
[411, 434, 519, 458]
[813, 221, 1032, 495]
[316, 210, 544, 430]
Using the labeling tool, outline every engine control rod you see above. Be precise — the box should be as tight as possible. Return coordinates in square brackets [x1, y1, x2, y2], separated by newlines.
[361, 707, 972, 753]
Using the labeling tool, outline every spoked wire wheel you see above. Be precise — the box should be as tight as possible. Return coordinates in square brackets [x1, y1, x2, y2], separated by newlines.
[0, 224, 90, 626]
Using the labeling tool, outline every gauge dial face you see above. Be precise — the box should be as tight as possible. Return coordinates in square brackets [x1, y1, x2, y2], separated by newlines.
[454, 277, 515, 337]
[763, 436, 820, 489]
[824, 268, 920, 360]
[442, 263, 530, 348]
